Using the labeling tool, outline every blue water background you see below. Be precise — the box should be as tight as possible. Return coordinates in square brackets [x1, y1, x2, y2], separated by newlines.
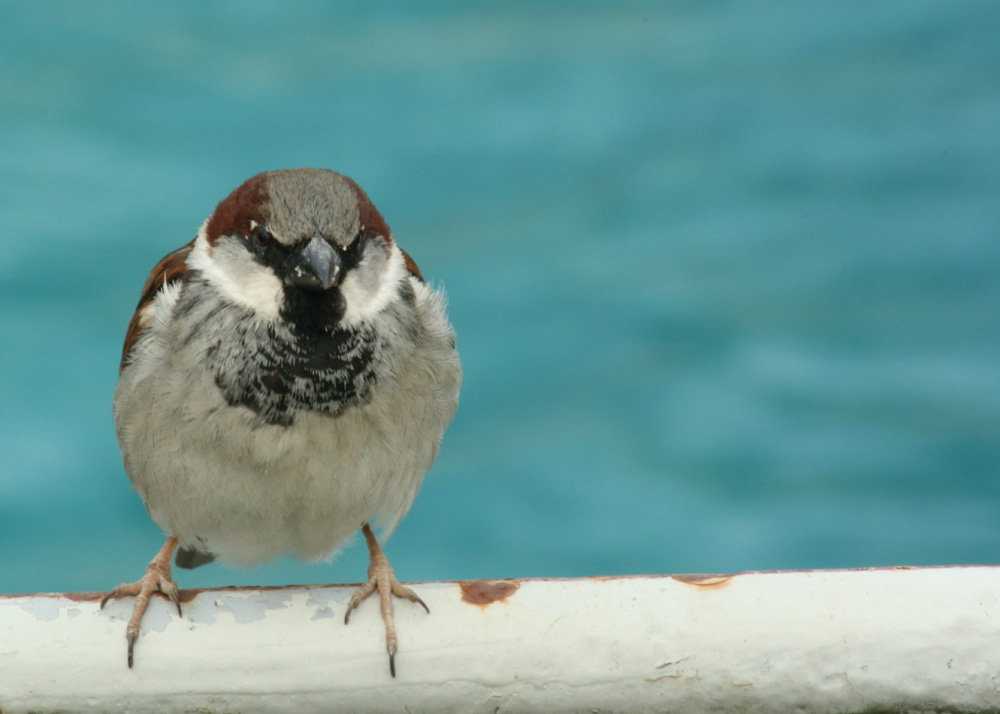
[1, 1, 998, 594]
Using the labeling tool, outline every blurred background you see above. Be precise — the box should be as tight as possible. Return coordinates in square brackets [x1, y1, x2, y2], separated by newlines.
[1, 1, 998, 595]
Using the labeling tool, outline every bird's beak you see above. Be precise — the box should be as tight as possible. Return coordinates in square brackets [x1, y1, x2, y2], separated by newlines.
[284, 234, 342, 290]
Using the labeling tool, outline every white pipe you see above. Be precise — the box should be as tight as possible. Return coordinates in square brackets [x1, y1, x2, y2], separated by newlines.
[2, 566, 1000, 713]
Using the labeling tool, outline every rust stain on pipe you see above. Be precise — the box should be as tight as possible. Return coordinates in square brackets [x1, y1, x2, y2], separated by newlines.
[44, 591, 105, 603]
[671, 573, 734, 588]
[460, 579, 520, 606]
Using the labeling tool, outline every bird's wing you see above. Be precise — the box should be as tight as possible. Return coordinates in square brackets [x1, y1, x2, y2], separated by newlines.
[120, 240, 194, 373]
[400, 247, 424, 282]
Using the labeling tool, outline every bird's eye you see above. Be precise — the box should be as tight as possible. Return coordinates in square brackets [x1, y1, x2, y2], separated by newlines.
[251, 225, 272, 248]
[344, 230, 364, 252]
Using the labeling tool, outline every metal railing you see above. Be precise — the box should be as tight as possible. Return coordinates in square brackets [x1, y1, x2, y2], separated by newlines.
[2, 566, 999, 713]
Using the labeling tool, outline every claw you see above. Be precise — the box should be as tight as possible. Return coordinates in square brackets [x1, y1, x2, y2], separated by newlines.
[344, 577, 375, 625]
[392, 581, 429, 615]
[127, 629, 138, 669]
[101, 536, 182, 669]
[164, 581, 183, 617]
[344, 523, 429, 678]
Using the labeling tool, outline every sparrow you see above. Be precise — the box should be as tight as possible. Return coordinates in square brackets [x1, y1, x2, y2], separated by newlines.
[101, 168, 462, 676]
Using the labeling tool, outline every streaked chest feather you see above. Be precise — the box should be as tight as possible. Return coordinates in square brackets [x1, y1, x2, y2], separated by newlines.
[210, 320, 379, 426]
[174, 277, 383, 427]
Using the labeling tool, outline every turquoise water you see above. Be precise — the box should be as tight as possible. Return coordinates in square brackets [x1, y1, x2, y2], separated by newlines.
[1, 2, 999, 594]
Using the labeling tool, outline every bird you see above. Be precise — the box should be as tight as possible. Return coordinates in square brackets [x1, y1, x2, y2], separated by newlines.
[101, 168, 462, 676]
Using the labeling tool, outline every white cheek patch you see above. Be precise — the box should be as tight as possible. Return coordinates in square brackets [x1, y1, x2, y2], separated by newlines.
[188, 223, 283, 321]
[339, 240, 407, 325]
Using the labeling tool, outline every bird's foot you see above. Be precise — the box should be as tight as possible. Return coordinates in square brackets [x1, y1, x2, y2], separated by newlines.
[344, 523, 429, 677]
[101, 535, 182, 668]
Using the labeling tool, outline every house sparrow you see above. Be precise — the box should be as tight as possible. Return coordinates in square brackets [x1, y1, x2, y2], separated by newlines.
[102, 168, 462, 676]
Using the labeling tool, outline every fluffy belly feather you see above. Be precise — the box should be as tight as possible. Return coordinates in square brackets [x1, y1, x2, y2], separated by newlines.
[115, 364, 449, 566]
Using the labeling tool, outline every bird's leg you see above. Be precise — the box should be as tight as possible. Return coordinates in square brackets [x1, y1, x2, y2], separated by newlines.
[101, 535, 182, 668]
[344, 522, 429, 677]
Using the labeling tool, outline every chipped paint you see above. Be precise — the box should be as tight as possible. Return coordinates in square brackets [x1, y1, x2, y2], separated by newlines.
[186, 590, 294, 625]
[6, 598, 63, 622]
[306, 590, 341, 621]
[460, 579, 519, 606]
[310, 605, 336, 620]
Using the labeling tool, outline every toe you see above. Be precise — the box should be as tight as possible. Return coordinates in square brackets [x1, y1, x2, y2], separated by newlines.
[391, 582, 430, 614]
[344, 579, 377, 625]
[159, 577, 182, 616]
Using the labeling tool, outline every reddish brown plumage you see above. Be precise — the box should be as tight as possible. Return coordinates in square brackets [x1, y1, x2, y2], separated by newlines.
[120, 242, 193, 373]
[340, 174, 391, 245]
[205, 173, 269, 246]
[400, 248, 423, 282]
